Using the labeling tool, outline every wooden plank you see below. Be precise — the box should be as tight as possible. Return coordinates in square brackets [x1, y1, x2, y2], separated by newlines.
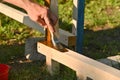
[0, 3, 45, 33]
[59, 29, 76, 46]
[46, 56, 52, 74]
[72, 0, 78, 35]
[76, 72, 86, 80]
[37, 42, 120, 80]
[0, 3, 76, 47]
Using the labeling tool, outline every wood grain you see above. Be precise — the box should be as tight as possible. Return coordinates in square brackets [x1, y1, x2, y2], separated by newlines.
[37, 42, 120, 80]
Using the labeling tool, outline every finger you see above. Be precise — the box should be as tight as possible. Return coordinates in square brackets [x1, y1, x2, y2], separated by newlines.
[37, 22, 47, 29]
[37, 18, 46, 27]
[44, 15, 55, 33]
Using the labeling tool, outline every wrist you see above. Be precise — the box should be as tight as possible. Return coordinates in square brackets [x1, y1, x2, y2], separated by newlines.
[22, 0, 32, 10]
[23, 0, 37, 12]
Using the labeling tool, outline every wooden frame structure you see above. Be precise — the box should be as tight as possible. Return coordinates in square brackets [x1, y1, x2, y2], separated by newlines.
[37, 42, 120, 80]
[37, 0, 120, 80]
[1, 1, 120, 80]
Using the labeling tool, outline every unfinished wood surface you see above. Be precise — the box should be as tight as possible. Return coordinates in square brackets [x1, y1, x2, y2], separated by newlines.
[46, 56, 52, 74]
[59, 29, 76, 46]
[76, 72, 86, 80]
[0, 3, 76, 47]
[0, 3, 45, 33]
[37, 42, 120, 80]
[72, 0, 78, 35]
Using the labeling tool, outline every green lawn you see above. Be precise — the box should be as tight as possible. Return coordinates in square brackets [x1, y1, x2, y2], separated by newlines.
[0, 0, 120, 80]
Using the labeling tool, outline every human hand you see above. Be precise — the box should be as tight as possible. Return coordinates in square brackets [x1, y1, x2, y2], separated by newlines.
[25, 1, 57, 32]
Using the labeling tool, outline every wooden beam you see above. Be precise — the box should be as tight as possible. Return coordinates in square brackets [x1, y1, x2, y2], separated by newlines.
[37, 42, 120, 80]
[0, 3, 76, 47]
[0, 3, 45, 33]
[72, 0, 78, 35]
[59, 29, 76, 46]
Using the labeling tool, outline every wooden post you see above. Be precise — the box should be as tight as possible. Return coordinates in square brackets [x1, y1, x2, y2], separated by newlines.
[44, 0, 60, 75]
[72, 0, 78, 35]
[46, 57, 52, 74]
[0, 3, 76, 47]
[76, 72, 85, 80]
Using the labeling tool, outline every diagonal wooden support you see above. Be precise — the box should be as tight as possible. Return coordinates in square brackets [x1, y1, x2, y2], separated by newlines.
[37, 42, 120, 80]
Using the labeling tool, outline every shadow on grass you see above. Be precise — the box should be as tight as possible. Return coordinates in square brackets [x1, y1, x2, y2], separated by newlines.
[0, 43, 77, 80]
[0, 44, 25, 63]
[83, 26, 120, 59]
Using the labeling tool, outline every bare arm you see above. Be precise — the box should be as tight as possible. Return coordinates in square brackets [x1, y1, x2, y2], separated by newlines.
[2, 0, 57, 32]
[3, 0, 28, 9]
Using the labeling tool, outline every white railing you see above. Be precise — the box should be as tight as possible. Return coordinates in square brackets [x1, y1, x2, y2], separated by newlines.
[37, 42, 120, 80]
[1, 1, 120, 80]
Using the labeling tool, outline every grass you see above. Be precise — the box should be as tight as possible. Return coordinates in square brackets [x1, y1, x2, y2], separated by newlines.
[83, 26, 120, 59]
[84, 0, 120, 59]
[0, 0, 120, 80]
[85, 0, 120, 29]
